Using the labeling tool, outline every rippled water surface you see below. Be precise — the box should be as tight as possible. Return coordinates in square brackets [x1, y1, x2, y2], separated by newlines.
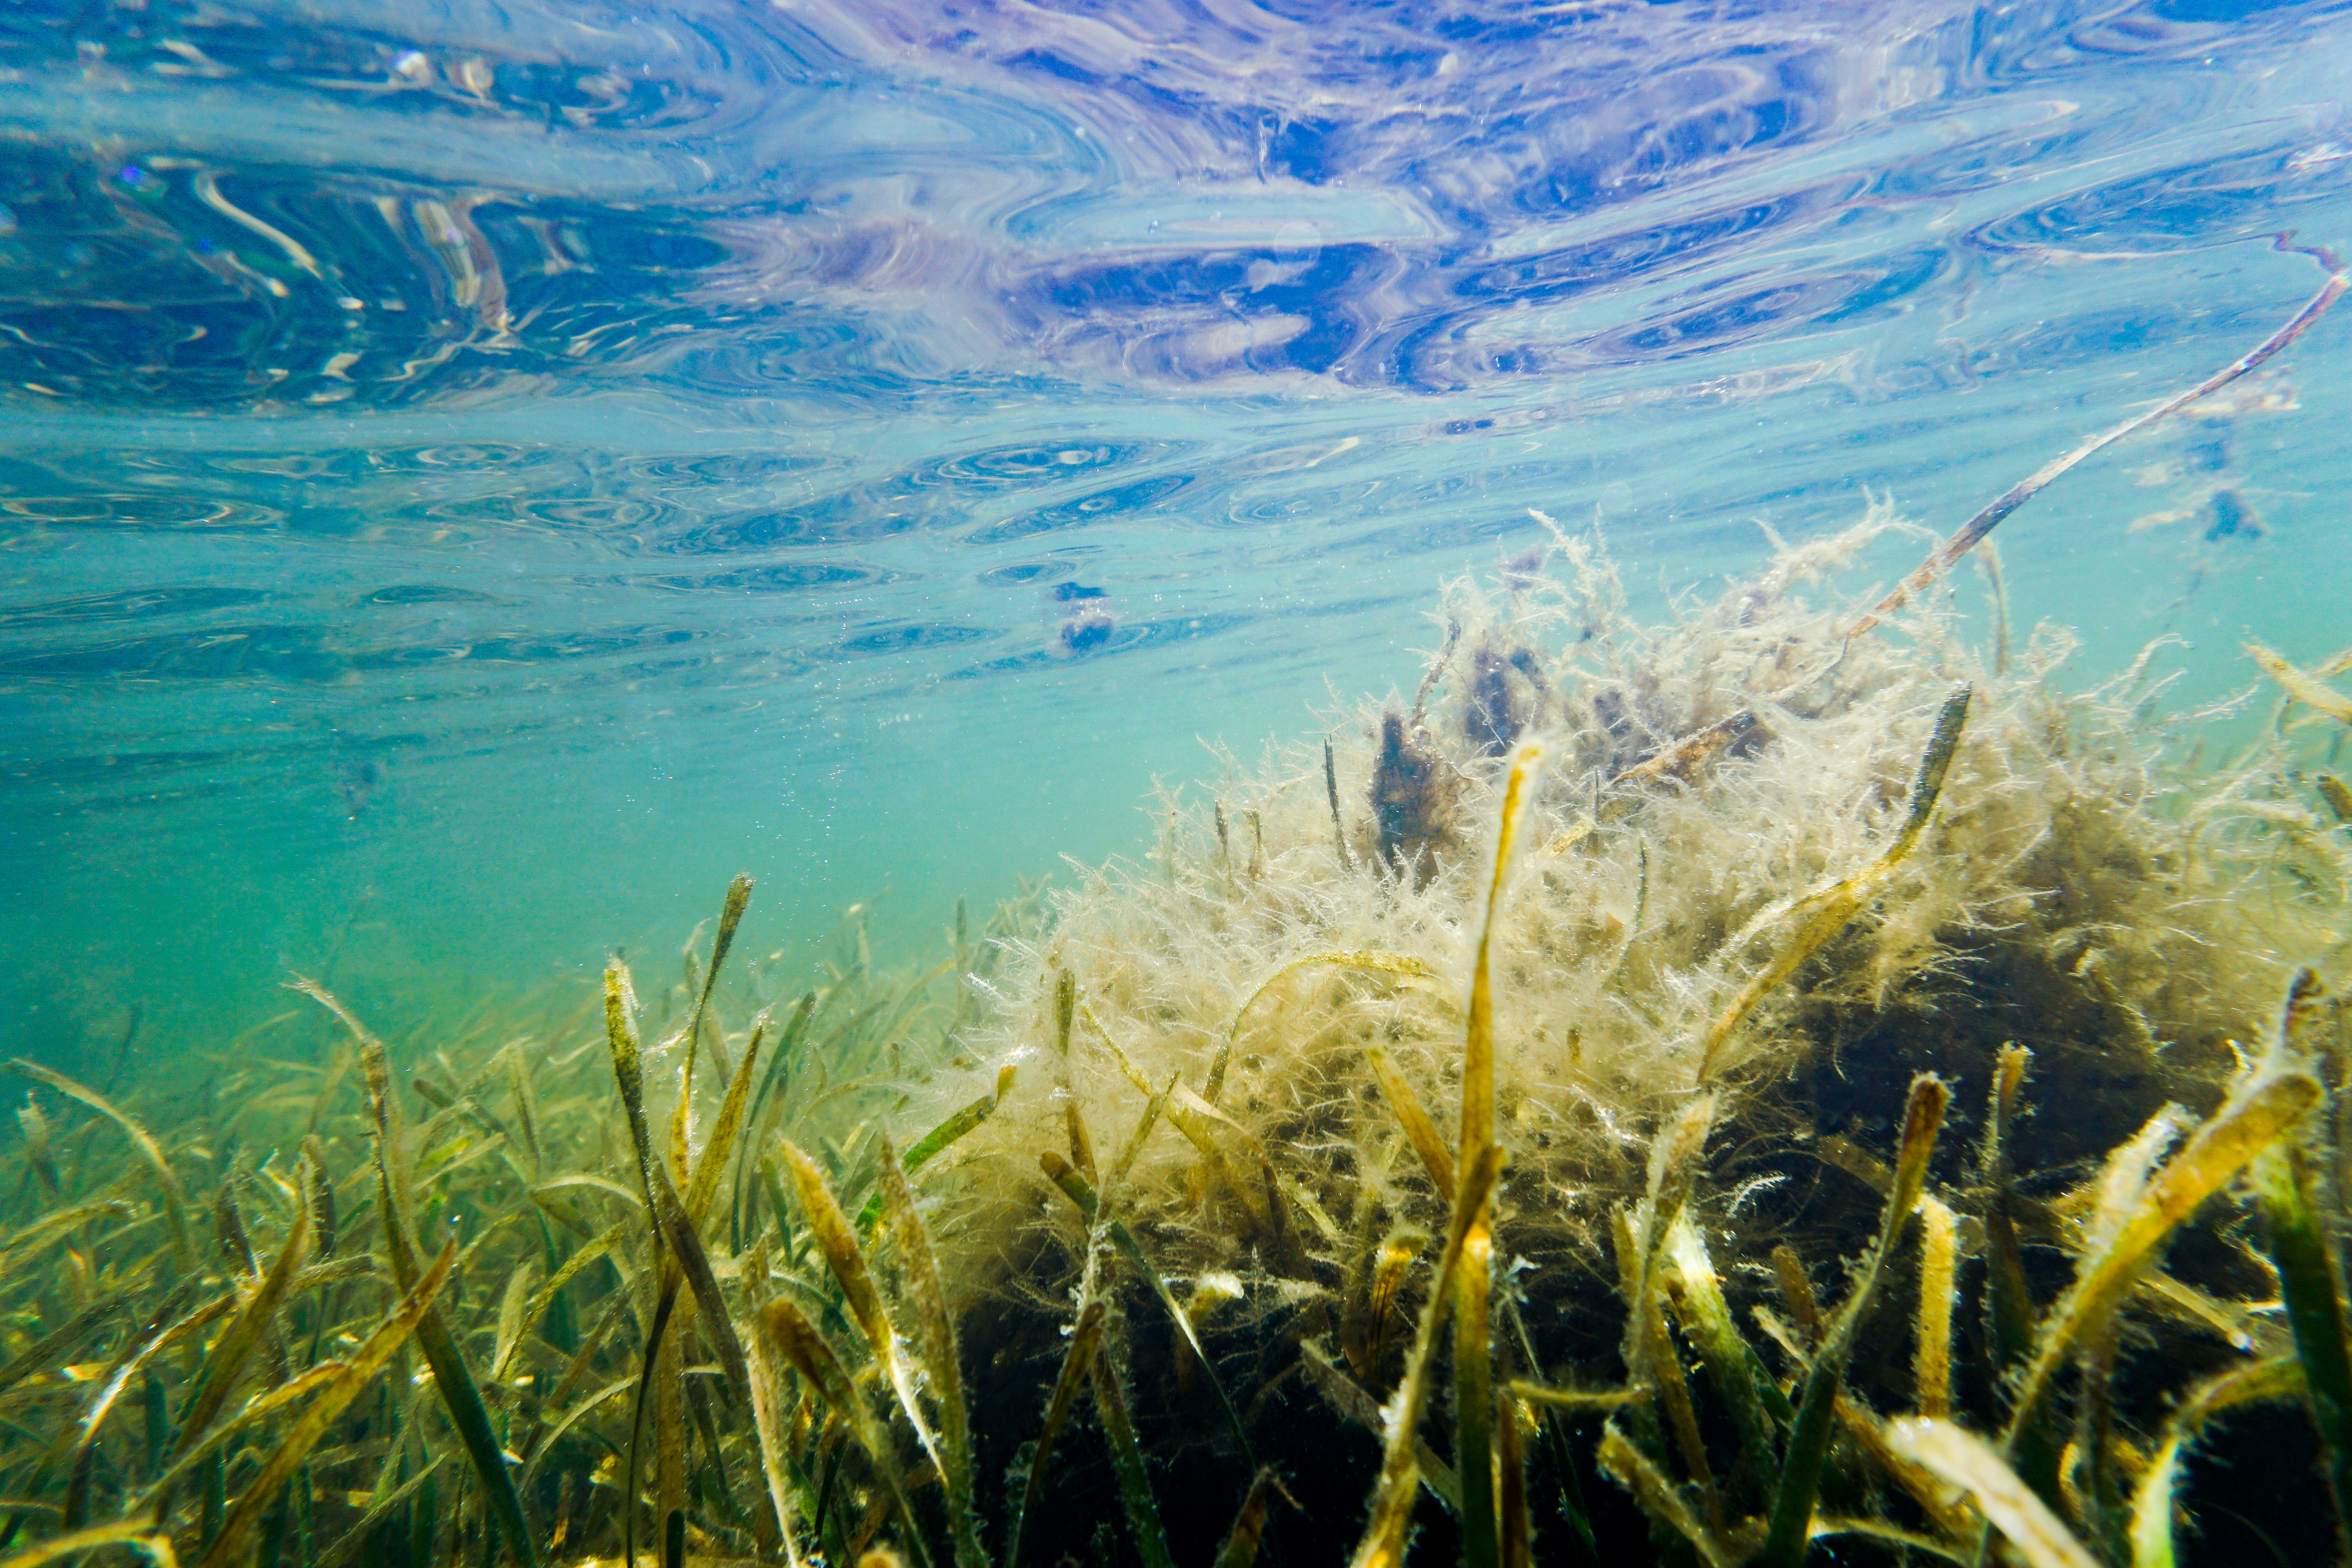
[5, 0, 2352, 1051]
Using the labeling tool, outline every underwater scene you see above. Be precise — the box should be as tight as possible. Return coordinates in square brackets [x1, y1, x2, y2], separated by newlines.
[8, 3, 2352, 1566]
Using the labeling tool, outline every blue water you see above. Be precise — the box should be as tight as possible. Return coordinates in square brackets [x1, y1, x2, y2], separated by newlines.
[4, 0, 2351, 1067]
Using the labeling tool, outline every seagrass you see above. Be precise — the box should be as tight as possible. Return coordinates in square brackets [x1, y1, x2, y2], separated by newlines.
[2, 272, 2350, 1568]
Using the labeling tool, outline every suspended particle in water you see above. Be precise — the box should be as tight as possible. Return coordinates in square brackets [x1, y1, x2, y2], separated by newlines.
[1051, 580, 1115, 654]
[339, 757, 386, 820]
[2203, 488, 2262, 543]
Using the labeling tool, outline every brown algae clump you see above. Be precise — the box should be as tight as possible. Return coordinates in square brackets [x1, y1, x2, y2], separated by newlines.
[964, 514, 2326, 1226]
[936, 514, 2352, 1563]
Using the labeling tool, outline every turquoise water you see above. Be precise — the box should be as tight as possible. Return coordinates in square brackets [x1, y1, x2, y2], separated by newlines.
[4, 0, 2352, 1069]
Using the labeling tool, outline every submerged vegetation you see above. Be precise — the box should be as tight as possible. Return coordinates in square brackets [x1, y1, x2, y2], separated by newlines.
[942, 504, 2352, 1568]
[5, 270, 2352, 1568]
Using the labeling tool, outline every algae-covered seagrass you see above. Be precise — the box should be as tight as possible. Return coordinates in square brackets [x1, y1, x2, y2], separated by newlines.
[3, 262, 2352, 1568]
[933, 502, 2351, 1568]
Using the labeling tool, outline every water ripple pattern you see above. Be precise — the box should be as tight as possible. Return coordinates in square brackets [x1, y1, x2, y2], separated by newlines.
[1, 0, 2350, 821]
